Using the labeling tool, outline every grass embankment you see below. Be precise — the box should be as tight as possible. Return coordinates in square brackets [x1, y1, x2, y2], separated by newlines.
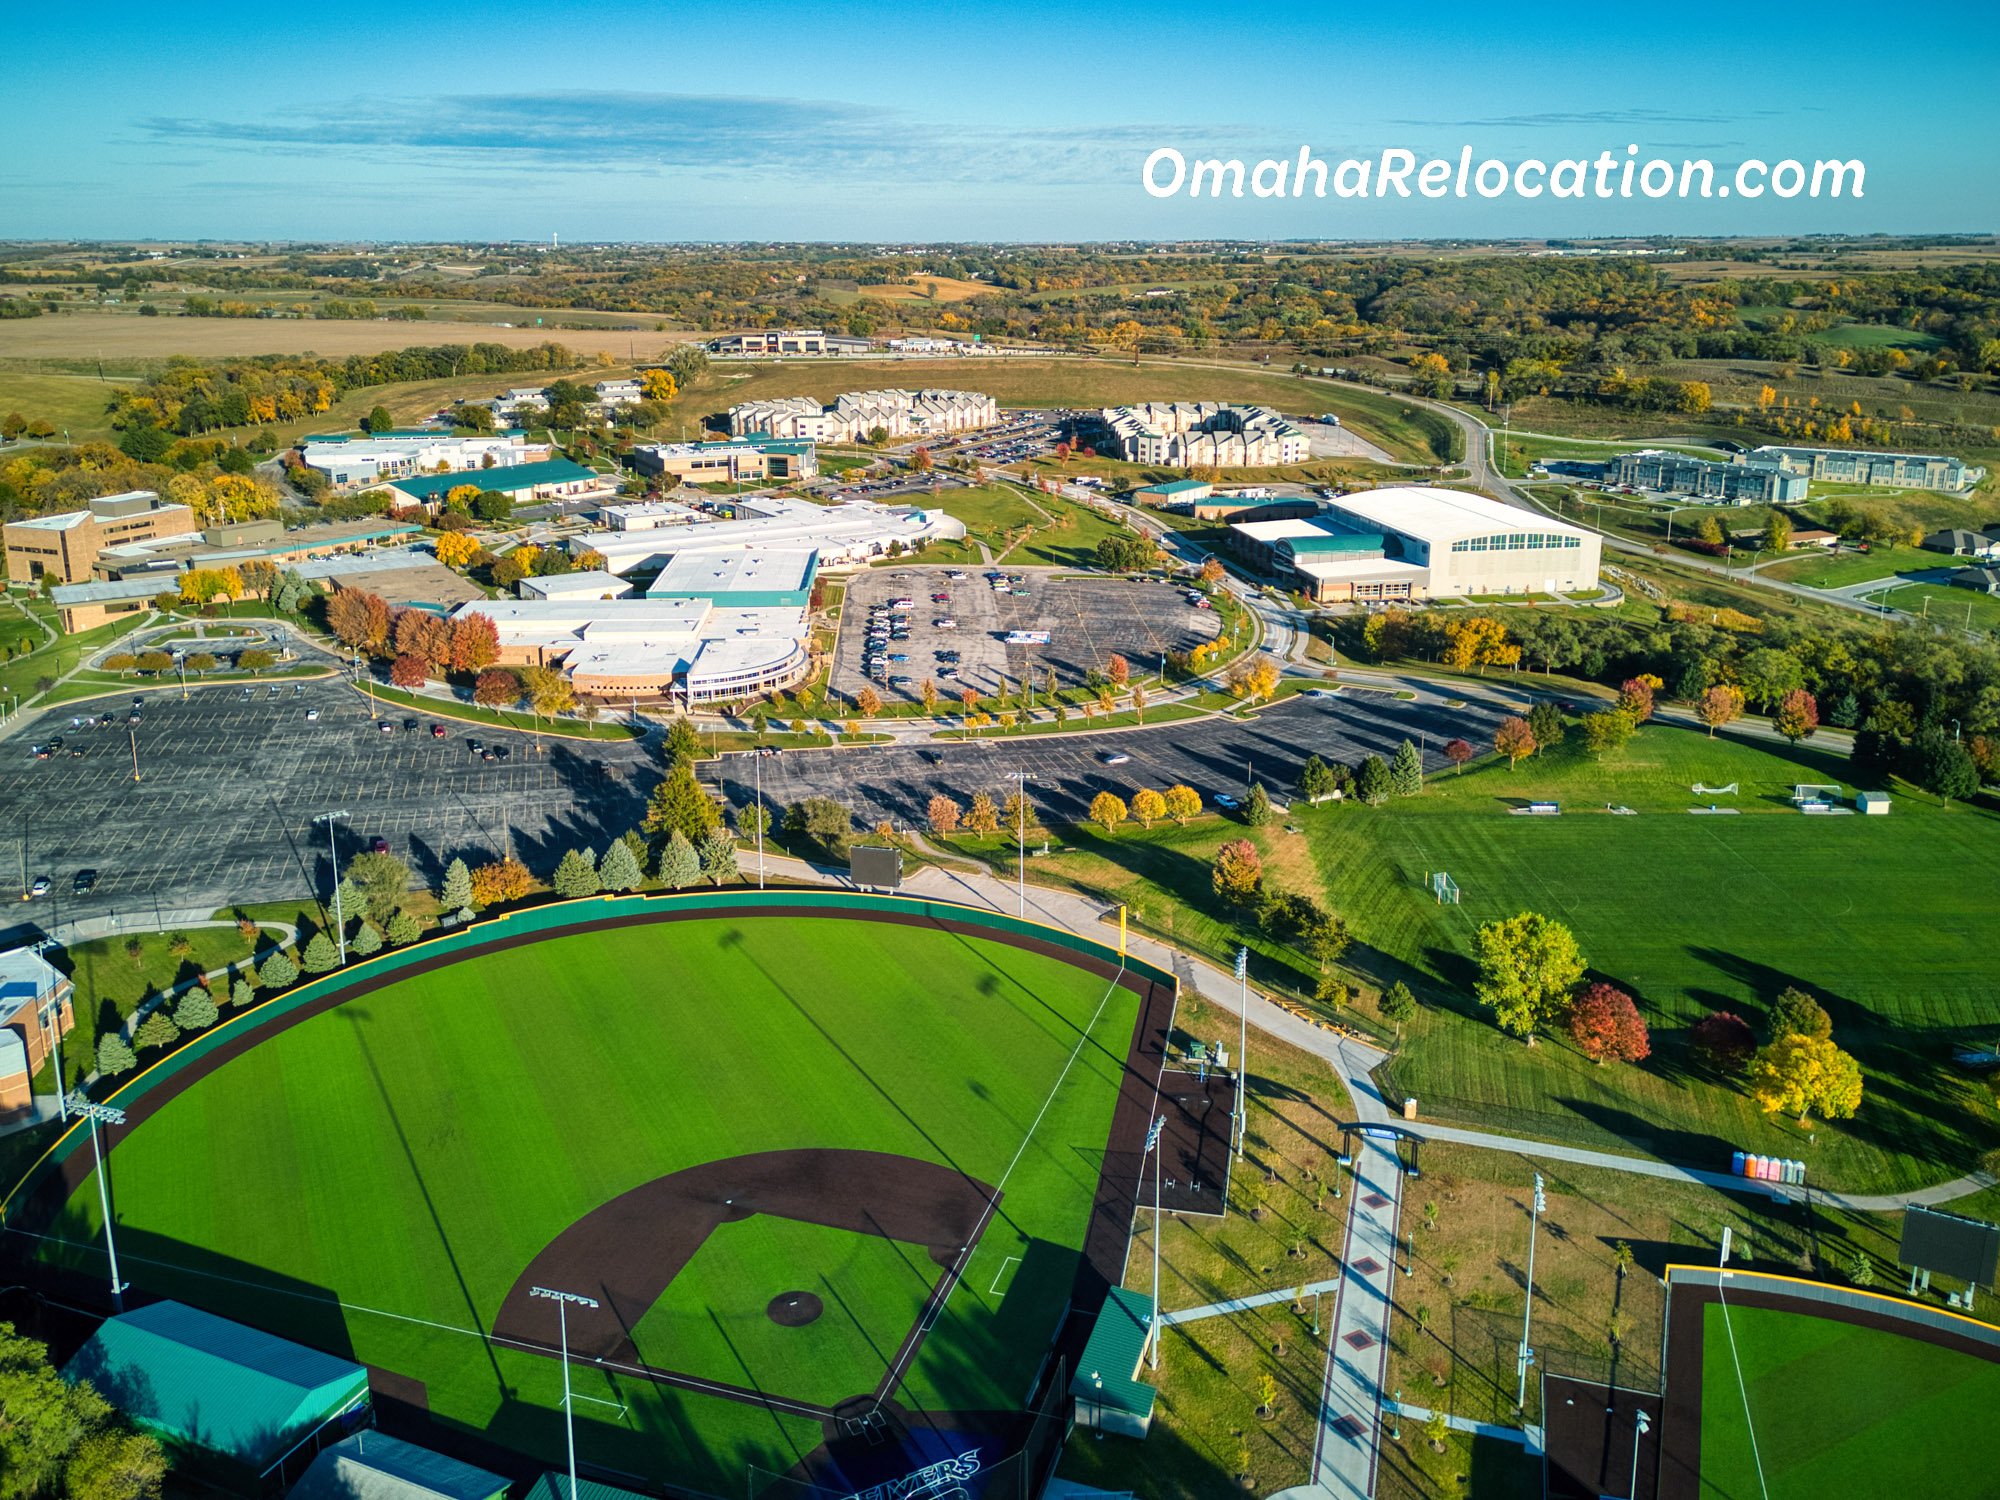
[43, 916, 1130, 1492]
[353, 681, 642, 741]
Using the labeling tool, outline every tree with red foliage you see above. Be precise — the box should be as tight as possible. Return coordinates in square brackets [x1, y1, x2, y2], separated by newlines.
[472, 667, 520, 708]
[1774, 688, 1819, 743]
[447, 613, 500, 674]
[1690, 1010, 1757, 1074]
[327, 589, 392, 653]
[1443, 739, 1474, 775]
[1568, 983, 1650, 1065]
[389, 653, 428, 689]
[1105, 653, 1131, 687]
[1617, 678, 1655, 723]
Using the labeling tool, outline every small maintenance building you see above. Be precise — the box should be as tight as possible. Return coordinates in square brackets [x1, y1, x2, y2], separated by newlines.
[64, 1300, 371, 1493]
[1070, 1287, 1158, 1438]
[288, 1432, 509, 1500]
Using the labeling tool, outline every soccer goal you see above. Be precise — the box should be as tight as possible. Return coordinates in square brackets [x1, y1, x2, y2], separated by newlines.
[1791, 783, 1843, 808]
[1427, 871, 1461, 906]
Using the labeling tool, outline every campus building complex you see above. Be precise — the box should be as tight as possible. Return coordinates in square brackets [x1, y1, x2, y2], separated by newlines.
[1227, 486, 1600, 603]
[1611, 450, 1808, 504]
[630, 439, 817, 485]
[383, 458, 612, 511]
[727, 389, 999, 442]
[295, 431, 548, 488]
[705, 328, 873, 356]
[1743, 445, 1984, 493]
[1091, 403, 1310, 468]
[3, 492, 198, 584]
[574, 494, 965, 576]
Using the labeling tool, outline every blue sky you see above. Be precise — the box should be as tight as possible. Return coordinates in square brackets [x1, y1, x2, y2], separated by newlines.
[7, 0, 1997, 241]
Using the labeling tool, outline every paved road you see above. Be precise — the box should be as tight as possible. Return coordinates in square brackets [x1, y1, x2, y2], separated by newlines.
[707, 690, 1511, 828]
[0, 680, 655, 927]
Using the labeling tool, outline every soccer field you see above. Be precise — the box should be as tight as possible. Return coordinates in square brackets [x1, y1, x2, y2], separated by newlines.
[1698, 1302, 2000, 1498]
[24, 901, 1148, 1492]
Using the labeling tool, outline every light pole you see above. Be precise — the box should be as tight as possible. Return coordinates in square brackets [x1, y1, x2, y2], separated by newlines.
[1628, 1408, 1652, 1500]
[1007, 770, 1033, 917]
[128, 726, 140, 783]
[1145, 1113, 1166, 1370]
[315, 811, 350, 963]
[753, 753, 765, 890]
[529, 1285, 601, 1500]
[1515, 1172, 1546, 1411]
[1234, 947, 1249, 1159]
[66, 1094, 128, 1312]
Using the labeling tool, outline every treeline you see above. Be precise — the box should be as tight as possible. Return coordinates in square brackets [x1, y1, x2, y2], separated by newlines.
[108, 341, 586, 436]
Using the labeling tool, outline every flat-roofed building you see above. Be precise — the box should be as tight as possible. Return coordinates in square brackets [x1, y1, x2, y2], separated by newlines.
[705, 328, 873, 356]
[1744, 444, 1984, 493]
[518, 569, 634, 601]
[630, 439, 817, 485]
[297, 431, 543, 488]
[574, 496, 963, 576]
[0, 946, 73, 1117]
[93, 518, 425, 580]
[4, 492, 198, 584]
[600, 499, 706, 531]
[1227, 486, 1599, 602]
[385, 458, 611, 511]
[648, 547, 818, 608]
[1611, 450, 1806, 504]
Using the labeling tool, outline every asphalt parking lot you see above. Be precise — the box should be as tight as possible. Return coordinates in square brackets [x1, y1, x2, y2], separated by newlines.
[832, 567, 1221, 703]
[0, 682, 656, 927]
[708, 689, 1509, 830]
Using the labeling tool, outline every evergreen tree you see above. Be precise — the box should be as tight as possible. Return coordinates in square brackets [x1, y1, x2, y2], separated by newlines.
[699, 827, 739, 886]
[301, 931, 341, 973]
[386, 911, 422, 946]
[644, 763, 722, 846]
[133, 1012, 181, 1052]
[1380, 981, 1419, 1027]
[734, 801, 772, 841]
[553, 847, 601, 898]
[1356, 755, 1391, 805]
[439, 857, 474, 913]
[172, 987, 219, 1032]
[230, 977, 256, 1008]
[657, 830, 701, 890]
[1297, 754, 1335, 803]
[1389, 739, 1424, 797]
[351, 921, 383, 956]
[1827, 690, 1861, 729]
[330, 875, 365, 932]
[1527, 699, 1565, 756]
[1244, 782, 1273, 826]
[258, 950, 299, 989]
[96, 1031, 139, 1076]
[598, 838, 644, 893]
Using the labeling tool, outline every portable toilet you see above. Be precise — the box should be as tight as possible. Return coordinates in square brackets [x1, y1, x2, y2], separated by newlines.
[1732, 1150, 1747, 1176]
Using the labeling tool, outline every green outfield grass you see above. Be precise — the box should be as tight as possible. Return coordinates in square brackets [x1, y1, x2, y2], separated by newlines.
[1699, 1302, 2000, 1499]
[38, 912, 1136, 1490]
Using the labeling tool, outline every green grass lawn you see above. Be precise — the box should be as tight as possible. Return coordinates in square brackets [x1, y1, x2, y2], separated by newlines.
[1699, 1302, 2000, 1499]
[1758, 545, 1921, 588]
[0, 608, 150, 703]
[1855, 579, 2000, 632]
[969, 723, 2000, 1192]
[42, 912, 1134, 1490]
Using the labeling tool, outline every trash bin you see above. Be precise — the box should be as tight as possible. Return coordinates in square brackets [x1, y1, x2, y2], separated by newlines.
[1402, 1096, 1418, 1121]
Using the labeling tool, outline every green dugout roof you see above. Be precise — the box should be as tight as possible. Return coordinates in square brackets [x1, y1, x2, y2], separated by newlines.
[388, 458, 598, 502]
[524, 1474, 653, 1500]
[1070, 1287, 1157, 1417]
[64, 1300, 369, 1474]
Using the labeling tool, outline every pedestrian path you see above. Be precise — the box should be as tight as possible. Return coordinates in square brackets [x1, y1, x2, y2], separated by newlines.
[1160, 1276, 1342, 1328]
[1384, 1399, 1542, 1453]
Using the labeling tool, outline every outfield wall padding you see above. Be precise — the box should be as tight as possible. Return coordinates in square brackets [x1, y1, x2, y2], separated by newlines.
[2, 890, 1173, 1229]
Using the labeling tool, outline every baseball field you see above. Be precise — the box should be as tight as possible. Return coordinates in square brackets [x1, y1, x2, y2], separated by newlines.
[17, 899, 1160, 1494]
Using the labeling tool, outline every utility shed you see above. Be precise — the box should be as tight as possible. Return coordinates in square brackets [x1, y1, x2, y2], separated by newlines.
[1858, 790, 1892, 814]
[1069, 1287, 1158, 1438]
[65, 1300, 371, 1494]
[288, 1432, 509, 1500]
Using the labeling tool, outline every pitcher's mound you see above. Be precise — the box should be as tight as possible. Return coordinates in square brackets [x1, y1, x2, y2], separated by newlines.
[768, 1291, 824, 1327]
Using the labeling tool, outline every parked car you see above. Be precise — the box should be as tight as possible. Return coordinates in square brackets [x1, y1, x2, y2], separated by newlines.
[377, 720, 395, 734]
[305, 708, 321, 721]
[72, 869, 97, 895]
[370, 837, 390, 854]
[431, 723, 446, 738]
[1097, 750, 1131, 766]
[1215, 792, 1240, 809]
[28, 876, 51, 898]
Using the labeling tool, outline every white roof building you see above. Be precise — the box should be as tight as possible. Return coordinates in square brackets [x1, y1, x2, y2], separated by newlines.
[600, 500, 707, 531]
[297, 433, 544, 488]
[517, 569, 635, 601]
[573, 497, 963, 576]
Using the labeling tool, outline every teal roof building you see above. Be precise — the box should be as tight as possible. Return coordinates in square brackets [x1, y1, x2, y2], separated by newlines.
[388, 458, 600, 505]
[1070, 1287, 1158, 1438]
[65, 1301, 371, 1491]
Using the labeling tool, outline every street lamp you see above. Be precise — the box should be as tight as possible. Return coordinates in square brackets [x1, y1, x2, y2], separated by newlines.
[314, 812, 350, 964]
[1629, 1408, 1652, 1499]
[65, 1094, 128, 1312]
[1233, 947, 1249, 1160]
[529, 1285, 601, 1500]
[753, 753, 765, 891]
[1143, 1113, 1168, 1370]
[1007, 770, 1033, 917]
[1515, 1172, 1546, 1411]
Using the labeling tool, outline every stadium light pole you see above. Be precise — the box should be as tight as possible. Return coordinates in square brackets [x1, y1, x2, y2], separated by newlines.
[753, 753, 765, 890]
[1145, 1112, 1166, 1371]
[1515, 1172, 1546, 1411]
[1628, 1408, 1652, 1499]
[530, 1285, 601, 1500]
[66, 1094, 128, 1313]
[314, 811, 351, 964]
[1234, 947, 1249, 1160]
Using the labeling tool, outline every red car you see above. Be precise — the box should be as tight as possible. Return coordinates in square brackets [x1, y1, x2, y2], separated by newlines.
[430, 723, 446, 738]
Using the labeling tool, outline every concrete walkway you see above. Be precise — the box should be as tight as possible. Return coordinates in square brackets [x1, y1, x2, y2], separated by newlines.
[1273, 1132, 1405, 1500]
[1160, 1277, 1343, 1329]
[1383, 1399, 1542, 1453]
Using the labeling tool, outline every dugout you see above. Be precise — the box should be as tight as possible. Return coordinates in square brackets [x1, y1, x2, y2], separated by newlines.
[1070, 1287, 1157, 1438]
